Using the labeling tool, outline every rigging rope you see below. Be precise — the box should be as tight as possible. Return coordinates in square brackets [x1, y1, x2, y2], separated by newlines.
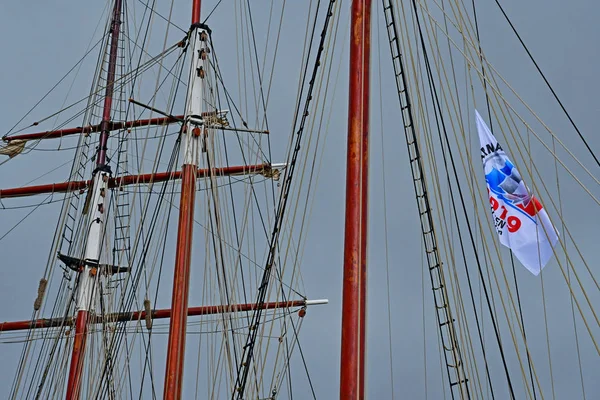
[492, 0, 600, 169]
[409, 0, 517, 396]
[232, 1, 335, 396]
[468, 0, 538, 396]
[383, 0, 471, 397]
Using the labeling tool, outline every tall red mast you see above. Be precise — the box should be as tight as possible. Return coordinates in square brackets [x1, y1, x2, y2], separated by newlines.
[96, 0, 123, 167]
[163, 1, 204, 398]
[340, 0, 371, 399]
[65, 1, 122, 399]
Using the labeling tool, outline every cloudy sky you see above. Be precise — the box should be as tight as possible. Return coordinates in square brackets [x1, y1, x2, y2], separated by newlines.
[0, 0, 599, 399]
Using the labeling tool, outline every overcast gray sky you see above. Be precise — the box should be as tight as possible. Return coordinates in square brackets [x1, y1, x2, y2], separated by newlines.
[0, 1, 599, 399]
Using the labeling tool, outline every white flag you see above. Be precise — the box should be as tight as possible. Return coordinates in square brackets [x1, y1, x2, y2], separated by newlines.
[475, 110, 558, 275]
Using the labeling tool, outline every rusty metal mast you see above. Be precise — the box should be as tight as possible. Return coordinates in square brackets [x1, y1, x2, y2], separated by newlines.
[340, 0, 371, 399]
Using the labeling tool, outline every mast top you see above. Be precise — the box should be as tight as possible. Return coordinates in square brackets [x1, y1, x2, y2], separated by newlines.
[191, 0, 201, 25]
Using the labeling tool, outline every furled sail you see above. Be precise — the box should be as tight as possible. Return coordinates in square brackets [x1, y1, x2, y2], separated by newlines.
[0, 139, 25, 158]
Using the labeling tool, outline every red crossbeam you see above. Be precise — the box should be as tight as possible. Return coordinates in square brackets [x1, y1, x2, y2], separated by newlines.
[0, 300, 306, 332]
[0, 163, 270, 198]
[3, 115, 184, 143]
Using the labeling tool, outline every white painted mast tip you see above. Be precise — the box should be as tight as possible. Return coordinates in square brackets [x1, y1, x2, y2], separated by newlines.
[270, 162, 288, 169]
[305, 299, 328, 306]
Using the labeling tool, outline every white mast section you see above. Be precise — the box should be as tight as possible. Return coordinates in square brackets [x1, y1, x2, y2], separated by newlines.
[76, 171, 110, 312]
[182, 24, 209, 167]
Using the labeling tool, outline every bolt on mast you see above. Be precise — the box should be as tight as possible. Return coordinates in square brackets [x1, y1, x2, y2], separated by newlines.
[65, 0, 122, 399]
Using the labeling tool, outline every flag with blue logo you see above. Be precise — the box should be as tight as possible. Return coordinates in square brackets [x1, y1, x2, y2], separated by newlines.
[476, 110, 558, 275]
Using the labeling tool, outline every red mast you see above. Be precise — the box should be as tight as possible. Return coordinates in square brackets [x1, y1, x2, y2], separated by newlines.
[96, 0, 123, 167]
[65, 1, 122, 399]
[163, 1, 204, 398]
[340, 0, 371, 399]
